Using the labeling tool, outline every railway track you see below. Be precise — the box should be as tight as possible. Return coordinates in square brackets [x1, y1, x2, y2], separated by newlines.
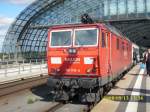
[45, 103, 65, 112]
[0, 73, 116, 112]
[0, 73, 90, 112]
[0, 73, 49, 97]
[44, 103, 89, 112]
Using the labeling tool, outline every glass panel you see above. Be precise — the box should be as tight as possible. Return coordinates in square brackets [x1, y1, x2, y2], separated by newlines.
[104, 0, 109, 16]
[75, 29, 97, 46]
[118, 0, 126, 14]
[110, 0, 117, 15]
[128, 0, 135, 14]
[137, 0, 144, 13]
[147, 0, 150, 12]
[51, 31, 72, 47]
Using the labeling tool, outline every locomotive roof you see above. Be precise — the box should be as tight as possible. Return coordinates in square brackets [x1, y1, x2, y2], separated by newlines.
[104, 24, 131, 42]
[49, 23, 131, 42]
[49, 23, 100, 29]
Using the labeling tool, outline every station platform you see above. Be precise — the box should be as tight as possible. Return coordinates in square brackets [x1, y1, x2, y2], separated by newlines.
[91, 64, 150, 112]
[0, 64, 48, 84]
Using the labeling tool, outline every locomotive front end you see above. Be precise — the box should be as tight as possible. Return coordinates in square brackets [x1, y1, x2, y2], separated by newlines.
[48, 27, 99, 76]
[46, 23, 133, 103]
[47, 25, 100, 102]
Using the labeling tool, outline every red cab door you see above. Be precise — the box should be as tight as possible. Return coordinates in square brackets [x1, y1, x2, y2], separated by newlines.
[100, 30, 109, 77]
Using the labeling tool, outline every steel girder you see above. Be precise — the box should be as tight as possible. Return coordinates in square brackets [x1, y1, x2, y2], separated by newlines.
[2, 0, 150, 60]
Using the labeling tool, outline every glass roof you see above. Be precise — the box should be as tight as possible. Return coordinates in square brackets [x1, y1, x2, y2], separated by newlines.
[2, 0, 150, 60]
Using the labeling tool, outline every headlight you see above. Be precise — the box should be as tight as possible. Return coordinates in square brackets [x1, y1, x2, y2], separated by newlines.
[86, 68, 92, 73]
[72, 49, 77, 53]
[86, 68, 96, 74]
[51, 68, 60, 74]
[51, 57, 61, 64]
[84, 57, 94, 64]
[68, 48, 77, 54]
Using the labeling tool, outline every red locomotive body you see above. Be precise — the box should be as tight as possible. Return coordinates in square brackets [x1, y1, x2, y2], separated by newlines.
[47, 23, 132, 102]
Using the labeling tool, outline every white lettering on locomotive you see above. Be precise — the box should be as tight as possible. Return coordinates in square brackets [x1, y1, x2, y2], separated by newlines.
[66, 68, 81, 73]
[64, 58, 80, 62]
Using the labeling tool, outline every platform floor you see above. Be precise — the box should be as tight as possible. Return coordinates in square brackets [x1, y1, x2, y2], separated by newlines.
[0, 64, 48, 84]
[91, 65, 150, 112]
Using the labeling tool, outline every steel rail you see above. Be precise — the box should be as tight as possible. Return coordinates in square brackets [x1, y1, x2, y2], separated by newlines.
[0, 74, 49, 97]
[44, 103, 65, 112]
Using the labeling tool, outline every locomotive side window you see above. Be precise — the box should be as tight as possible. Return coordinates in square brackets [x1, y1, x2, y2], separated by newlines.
[101, 32, 106, 48]
[75, 29, 98, 46]
[50, 30, 72, 47]
[106, 33, 108, 48]
[117, 38, 119, 50]
[126, 43, 128, 51]
[122, 42, 124, 50]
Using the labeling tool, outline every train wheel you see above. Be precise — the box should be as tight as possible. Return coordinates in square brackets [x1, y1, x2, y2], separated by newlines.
[53, 90, 69, 101]
[98, 87, 104, 100]
[109, 82, 113, 88]
[112, 81, 116, 87]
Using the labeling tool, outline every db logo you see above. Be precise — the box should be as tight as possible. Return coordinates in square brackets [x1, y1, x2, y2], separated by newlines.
[64, 58, 80, 62]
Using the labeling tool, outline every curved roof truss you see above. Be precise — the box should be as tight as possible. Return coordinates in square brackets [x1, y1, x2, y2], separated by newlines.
[2, 0, 150, 60]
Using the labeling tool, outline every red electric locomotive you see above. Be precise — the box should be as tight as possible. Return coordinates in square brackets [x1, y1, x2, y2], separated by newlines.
[47, 23, 132, 102]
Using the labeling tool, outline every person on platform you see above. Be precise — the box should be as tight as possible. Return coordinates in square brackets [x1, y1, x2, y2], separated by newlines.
[144, 49, 150, 76]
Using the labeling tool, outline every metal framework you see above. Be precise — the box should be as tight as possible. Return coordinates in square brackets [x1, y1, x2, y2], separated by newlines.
[2, 0, 150, 60]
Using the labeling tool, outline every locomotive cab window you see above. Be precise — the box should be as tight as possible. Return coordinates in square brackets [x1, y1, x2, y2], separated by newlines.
[74, 28, 98, 46]
[50, 30, 72, 47]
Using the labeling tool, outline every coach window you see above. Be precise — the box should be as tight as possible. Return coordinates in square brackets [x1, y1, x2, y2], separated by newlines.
[101, 32, 106, 48]
[116, 38, 119, 50]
